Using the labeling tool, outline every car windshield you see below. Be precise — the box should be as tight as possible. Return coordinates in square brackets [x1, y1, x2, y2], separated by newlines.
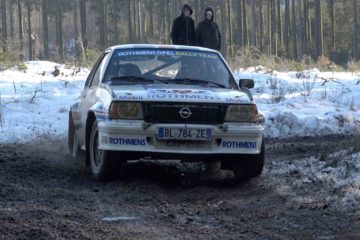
[103, 49, 237, 89]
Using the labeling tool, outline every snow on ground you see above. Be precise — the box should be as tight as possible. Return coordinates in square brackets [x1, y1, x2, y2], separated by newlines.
[0, 61, 89, 143]
[235, 67, 360, 138]
[267, 150, 360, 212]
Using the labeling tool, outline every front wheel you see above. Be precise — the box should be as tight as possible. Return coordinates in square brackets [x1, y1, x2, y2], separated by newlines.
[89, 121, 119, 180]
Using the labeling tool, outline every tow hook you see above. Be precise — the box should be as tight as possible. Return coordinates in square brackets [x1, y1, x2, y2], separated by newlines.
[142, 122, 152, 130]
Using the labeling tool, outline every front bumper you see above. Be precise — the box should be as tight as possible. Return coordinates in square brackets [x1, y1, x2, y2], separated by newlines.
[98, 120, 264, 155]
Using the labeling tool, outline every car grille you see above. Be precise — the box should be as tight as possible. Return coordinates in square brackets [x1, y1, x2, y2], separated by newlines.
[144, 102, 226, 124]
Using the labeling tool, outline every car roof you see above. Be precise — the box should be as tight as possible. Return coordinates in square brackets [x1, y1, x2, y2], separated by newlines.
[107, 44, 219, 53]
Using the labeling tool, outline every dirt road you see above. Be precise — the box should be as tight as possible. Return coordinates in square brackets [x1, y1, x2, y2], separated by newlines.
[1, 136, 360, 240]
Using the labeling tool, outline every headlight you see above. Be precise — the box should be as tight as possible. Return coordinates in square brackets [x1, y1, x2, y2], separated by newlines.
[109, 102, 143, 120]
[225, 105, 258, 122]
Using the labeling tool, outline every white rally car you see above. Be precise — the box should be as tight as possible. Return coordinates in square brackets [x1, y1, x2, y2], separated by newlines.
[68, 44, 265, 181]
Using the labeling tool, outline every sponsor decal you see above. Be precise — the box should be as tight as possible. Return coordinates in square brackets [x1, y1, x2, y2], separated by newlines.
[146, 88, 249, 102]
[109, 137, 146, 146]
[225, 98, 250, 104]
[147, 94, 222, 100]
[118, 50, 218, 59]
[117, 95, 143, 100]
[147, 88, 220, 100]
[222, 141, 257, 149]
[148, 89, 210, 95]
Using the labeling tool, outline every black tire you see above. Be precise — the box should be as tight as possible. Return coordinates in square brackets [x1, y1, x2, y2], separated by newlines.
[229, 138, 265, 181]
[89, 121, 119, 180]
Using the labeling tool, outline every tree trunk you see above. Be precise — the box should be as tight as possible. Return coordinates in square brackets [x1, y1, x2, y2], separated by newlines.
[135, 1, 140, 42]
[127, 0, 133, 42]
[1, 0, 7, 52]
[352, 0, 358, 59]
[267, 0, 271, 56]
[104, 0, 108, 47]
[276, 0, 282, 48]
[26, 0, 32, 60]
[133, 0, 137, 42]
[99, 0, 108, 49]
[242, 0, 248, 46]
[56, 0, 64, 62]
[79, 0, 87, 49]
[18, 0, 23, 56]
[251, 0, 257, 47]
[74, 0, 85, 64]
[139, 1, 145, 42]
[297, 0, 303, 58]
[148, 0, 154, 39]
[41, 0, 49, 59]
[110, 0, 117, 45]
[99, 0, 104, 47]
[237, 0, 243, 46]
[73, 1, 79, 39]
[200, 0, 205, 19]
[221, 1, 228, 58]
[158, 1, 163, 43]
[9, 0, 15, 41]
[259, 0, 264, 52]
[166, 0, 171, 44]
[303, 0, 309, 54]
[329, 0, 335, 53]
[315, 0, 323, 58]
[271, 0, 276, 55]
[284, 0, 290, 58]
[227, 0, 233, 57]
[292, 0, 298, 59]
[195, 0, 201, 24]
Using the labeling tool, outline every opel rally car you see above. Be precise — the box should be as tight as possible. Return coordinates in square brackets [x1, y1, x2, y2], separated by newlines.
[68, 44, 265, 181]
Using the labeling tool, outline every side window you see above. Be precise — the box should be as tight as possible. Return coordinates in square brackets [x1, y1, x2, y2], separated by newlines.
[84, 53, 104, 88]
[90, 53, 109, 88]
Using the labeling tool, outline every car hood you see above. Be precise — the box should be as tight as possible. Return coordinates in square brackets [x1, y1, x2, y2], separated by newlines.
[110, 84, 252, 104]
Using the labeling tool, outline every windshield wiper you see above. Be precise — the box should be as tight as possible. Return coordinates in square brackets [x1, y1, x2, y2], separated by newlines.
[172, 78, 226, 88]
[109, 76, 169, 84]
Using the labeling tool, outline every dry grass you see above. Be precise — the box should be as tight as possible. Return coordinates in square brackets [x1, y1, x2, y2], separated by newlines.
[228, 46, 360, 73]
[347, 58, 360, 73]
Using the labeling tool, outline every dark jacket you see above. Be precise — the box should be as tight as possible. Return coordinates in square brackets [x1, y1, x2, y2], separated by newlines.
[171, 5, 196, 46]
[196, 7, 222, 51]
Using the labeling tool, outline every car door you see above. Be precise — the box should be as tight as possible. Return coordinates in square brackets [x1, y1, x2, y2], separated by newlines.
[78, 51, 110, 147]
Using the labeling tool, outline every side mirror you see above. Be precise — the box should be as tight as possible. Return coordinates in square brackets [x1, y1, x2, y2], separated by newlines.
[239, 79, 255, 89]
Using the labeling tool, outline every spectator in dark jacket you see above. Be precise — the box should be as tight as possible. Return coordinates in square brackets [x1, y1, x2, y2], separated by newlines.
[171, 4, 196, 46]
[196, 7, 222, 51]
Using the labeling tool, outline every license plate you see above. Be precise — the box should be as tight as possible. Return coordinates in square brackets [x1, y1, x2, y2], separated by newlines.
[158, 128, 212, 141]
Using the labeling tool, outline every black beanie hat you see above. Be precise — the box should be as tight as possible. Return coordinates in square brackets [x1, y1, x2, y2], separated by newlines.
[182, 4, 193, 15]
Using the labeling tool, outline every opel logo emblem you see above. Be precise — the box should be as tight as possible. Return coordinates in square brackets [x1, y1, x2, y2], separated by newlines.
[179, 107, 192, 119]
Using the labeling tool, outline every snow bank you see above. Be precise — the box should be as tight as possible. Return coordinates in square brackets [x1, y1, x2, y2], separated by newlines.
[234, 68, 360, 138]
[0, 61, 89, 142]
